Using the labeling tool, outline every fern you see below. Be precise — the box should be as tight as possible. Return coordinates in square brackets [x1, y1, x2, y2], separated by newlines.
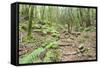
[44, 49, 61, 62]
[19, 47, 44, 64]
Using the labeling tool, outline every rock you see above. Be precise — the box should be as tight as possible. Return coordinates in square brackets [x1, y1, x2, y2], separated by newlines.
[60, 34, 65, 39]
[70, 36, 75, 40]
[65, 35, 70, 39]
[66, 38, 74, 43]
[71, 32, 81, 37]
[19, 50, 28, 56]
[58, 42, 74, 46]
[63, 52, 77, 56]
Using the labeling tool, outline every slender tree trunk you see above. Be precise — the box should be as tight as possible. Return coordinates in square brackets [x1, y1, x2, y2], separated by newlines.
[86, 8, 91, 27]
[27, 6, 34, 37]
[42, 6, 45, 22]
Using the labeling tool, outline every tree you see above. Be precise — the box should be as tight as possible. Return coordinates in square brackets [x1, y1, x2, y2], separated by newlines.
[27, 6, 34, 37]
[86, 8, 91, 27]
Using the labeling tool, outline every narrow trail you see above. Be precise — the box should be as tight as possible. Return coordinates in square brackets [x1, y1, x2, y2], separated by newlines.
[58, 32, 96, 61]
[19, 31, 96, 61]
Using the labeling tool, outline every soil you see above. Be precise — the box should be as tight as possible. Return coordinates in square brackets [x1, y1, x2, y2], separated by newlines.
[58, 32, 96, 61]
[19, 31, 96, 61]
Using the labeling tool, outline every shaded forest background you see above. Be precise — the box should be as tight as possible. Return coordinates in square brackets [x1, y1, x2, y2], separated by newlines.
[19, 4, 96, 64]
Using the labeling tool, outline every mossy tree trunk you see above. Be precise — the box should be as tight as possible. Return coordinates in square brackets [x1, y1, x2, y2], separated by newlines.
[27, 6, 34, 38]
[86, 8, 91, 27]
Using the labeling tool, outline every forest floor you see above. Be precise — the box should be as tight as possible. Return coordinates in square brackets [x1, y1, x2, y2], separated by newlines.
[19, 31, 96, 62]
[58, 31, 96, 61]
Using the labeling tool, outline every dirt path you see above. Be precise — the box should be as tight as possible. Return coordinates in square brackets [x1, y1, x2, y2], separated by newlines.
[58, 32, 96, 61]
[19, 31, 96, 62]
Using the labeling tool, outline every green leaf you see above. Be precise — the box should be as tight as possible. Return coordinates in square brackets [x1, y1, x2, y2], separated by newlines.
[45, 41, 58, 49]
[19, 47, 44, 64]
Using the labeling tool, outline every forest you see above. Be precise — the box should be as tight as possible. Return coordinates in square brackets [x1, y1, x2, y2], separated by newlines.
[19, 4, 96, 64]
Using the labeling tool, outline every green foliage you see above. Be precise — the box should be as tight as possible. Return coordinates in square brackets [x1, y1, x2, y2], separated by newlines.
[40, 22, 59, 35]
[84, 35, 89, 39]
[42, 39, 58, 48]
[19, 23, 27, 32]
[79, 27, 85, 32]
[44, 49, 61, 62]
[19, 4, 96, 64]
[43, 50, 54, 62]
[45, 41, 58, 49]
[22, 35, 44, 48]
[27, 6, 34, 37]
[19, 47, 44, 64]
[22, 35, 34, 43]
[83, 26, 96, 32]
[78, 26, 96, 32]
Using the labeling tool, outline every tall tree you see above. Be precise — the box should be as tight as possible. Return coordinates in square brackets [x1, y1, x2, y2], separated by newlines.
[27, 6, 34, 37]
[86, 8, 91, 27]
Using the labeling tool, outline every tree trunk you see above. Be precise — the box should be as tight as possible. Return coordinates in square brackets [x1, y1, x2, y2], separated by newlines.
[27, 6, 34, 37]
[86, 8, 91, 27]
